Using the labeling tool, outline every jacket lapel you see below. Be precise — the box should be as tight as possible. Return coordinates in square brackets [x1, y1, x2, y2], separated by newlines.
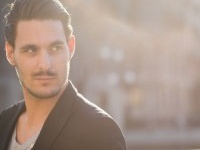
[1, 101, 25, 150]
[32, 81, 77, 150]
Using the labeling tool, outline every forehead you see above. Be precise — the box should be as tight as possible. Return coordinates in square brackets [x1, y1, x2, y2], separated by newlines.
[15, 20, 66, 47]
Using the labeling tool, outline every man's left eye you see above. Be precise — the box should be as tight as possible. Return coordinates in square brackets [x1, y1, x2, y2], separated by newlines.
[51, 46, 61, 53]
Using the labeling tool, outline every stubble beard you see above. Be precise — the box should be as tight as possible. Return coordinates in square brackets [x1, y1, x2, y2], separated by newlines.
[16, 69, 68, 100]
[23, 82, 62, 99]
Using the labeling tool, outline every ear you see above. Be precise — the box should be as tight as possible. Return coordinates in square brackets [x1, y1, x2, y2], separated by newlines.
[67, 35, 75, 60]
[5, 41, 16, 66]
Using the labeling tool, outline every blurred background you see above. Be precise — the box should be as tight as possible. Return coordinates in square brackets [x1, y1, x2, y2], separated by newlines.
[1, 0, 200, 149]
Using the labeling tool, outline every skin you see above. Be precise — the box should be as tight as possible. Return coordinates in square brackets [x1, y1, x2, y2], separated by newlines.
[5, 20, 75, 144]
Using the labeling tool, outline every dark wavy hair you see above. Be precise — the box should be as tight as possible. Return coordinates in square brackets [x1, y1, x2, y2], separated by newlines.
[5, 0, 73, 48]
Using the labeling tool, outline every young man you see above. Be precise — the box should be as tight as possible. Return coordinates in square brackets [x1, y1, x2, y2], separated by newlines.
[0, 0, 127, 150]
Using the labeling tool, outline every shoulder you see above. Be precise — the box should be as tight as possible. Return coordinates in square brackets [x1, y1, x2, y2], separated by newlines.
[69, 94, 127, 149]
[0, 101, 25, 148]
[72, 92, 112, 123]
[57, 82, 127, 149]
[0, 100, 24, 125]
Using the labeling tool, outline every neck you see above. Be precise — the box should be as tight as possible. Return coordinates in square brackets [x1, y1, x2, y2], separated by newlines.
[16, 84, 67, 144]
[24, 98, 58, 125]
[22, 86, 66, 126]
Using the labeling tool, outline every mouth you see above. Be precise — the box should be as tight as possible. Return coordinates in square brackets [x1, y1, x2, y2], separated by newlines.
[34, 76, 55, 81]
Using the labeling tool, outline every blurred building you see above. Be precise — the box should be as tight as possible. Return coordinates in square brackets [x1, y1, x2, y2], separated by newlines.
[65, 0, 200, 149]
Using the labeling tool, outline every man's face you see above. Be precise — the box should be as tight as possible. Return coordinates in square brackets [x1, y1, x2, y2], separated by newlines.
[6, 20, 75, 99]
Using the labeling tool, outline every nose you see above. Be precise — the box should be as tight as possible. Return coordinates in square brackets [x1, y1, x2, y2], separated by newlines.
[37, 51, 52, 70]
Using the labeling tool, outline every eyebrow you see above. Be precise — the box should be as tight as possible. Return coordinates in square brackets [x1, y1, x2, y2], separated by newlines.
[49, 40, 65, 47]
[20, 44, 39, 51]
[20, 40, 65, 50]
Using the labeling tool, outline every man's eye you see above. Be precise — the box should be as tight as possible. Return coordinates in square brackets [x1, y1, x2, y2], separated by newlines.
[24, 48, 35, 54]
[51, 46, 62, 53]
[26, 49, 34, 53]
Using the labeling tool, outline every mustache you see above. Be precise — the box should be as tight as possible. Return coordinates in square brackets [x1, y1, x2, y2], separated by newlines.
[32, 70, 56, 77]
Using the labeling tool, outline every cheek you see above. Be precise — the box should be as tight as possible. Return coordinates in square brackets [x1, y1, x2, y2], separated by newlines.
[15, 59, 35, 77]
[56, 54, 69, 68]
[57, 59, 68, 73]
[55, 57, 69, 78]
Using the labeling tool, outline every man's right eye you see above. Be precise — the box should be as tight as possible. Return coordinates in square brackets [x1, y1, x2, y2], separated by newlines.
[21, 45, 37, 54]
[26, 49, 34, 53]
[24, 48, 36, 54]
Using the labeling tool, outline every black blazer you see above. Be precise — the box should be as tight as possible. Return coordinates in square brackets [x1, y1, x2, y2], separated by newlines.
[0, 81, 127, 150]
